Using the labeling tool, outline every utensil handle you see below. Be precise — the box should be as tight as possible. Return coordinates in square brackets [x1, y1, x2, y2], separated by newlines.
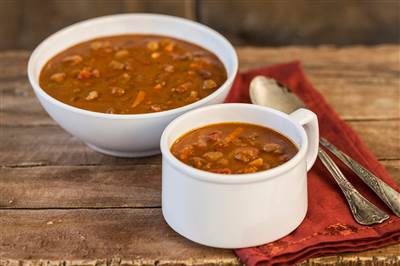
[320, 138, 400, 217]
[318, 148, 389, 225]
[289, 108, 319, 171]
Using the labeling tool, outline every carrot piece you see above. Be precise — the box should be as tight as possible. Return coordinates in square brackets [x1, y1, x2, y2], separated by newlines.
[131, 90, 146, 108]
[224, 127, 244, 144]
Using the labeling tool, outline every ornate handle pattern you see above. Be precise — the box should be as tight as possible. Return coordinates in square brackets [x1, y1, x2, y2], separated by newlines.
[320, 138, 400, 217]
[318, 149, 389, 225]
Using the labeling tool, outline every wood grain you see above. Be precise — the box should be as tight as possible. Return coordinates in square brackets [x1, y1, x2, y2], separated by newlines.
[0, 165, 161, 209]
[0, 209, 237, 263]
[0, 209, 398, 265]
[1, 47, 399, 265]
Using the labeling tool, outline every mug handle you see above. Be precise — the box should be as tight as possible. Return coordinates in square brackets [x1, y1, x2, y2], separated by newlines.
[289, 108, 319, 171]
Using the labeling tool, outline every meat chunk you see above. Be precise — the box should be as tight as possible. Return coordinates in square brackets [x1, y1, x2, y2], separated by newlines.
[109, 60, 125, 70]
[175, 146, 193, 160]
[233, 147, 259, 162]
[171, 82, 192, 93]
[207, 130, 223, 142]
[262, 143, 283, 154]
[190, 157, 206, 168]
[197, 69, 212, 79]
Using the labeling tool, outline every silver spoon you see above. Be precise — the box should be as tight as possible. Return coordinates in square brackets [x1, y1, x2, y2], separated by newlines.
[249, 76, 390, 225]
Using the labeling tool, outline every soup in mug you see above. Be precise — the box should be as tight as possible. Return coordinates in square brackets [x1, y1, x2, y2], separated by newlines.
[171, 122, 298, 174]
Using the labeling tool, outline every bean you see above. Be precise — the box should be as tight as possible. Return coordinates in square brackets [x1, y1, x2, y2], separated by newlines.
[202, 79, 217, 90]
[164, 42, 175, 52]
[90, 42, 103, 50]
[203, 151, 223, 161]
[147, 41, 159, 51]
[85, 91, 99, 101]
[50, 72, 66, 83]
[150, 104, 162, 112]
[151, 52, 161, 59]
[115, 49, 129, 58]
[111, 87, 125, 96]
[92, 69, 100, 78]
[164, 65, 174, 73]
[62, 55, 82, 65]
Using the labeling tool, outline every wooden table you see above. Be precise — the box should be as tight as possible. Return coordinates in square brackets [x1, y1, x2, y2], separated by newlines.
[1, 46, 399, 265]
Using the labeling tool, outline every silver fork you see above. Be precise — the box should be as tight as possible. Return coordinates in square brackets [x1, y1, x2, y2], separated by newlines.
[320, 138, 400, 217]
[318, 149, 389, 225]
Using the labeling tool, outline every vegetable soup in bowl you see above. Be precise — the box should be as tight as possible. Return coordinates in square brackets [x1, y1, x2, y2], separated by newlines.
[28, 14, 237, 157]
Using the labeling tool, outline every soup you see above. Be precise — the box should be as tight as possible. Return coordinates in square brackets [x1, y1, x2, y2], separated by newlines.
[39, 35, 227, 114]
[171, 122, 298, 174]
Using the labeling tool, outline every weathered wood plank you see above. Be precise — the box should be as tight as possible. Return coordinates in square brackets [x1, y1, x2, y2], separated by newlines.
[0, 165, 161, 209]
[0, 209, 398, 265]
[1, 46, 399, 126]
[1, 161, 397, 210]
[381, 160, 400, 184]
[237, 46, 400, 121]
[0, 209, 238, 263]
[350, 120, 400, 160]
[0, 125, 161, 166]
[1, 120, 398, 168]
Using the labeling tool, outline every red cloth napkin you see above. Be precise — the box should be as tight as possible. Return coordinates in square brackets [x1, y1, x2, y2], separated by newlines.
[226, 61, 400, 266]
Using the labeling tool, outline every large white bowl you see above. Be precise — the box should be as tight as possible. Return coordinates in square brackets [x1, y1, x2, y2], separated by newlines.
[28, 14, 238, 157]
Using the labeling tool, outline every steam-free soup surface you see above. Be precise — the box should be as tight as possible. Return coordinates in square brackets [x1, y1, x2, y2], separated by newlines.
[39, 35, 227, 114]
[171, 123, 298, 174]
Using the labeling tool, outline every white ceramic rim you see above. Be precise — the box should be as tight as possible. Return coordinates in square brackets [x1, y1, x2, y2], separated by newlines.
[27, 13, 238, 120]
[160, 103, 308, 184]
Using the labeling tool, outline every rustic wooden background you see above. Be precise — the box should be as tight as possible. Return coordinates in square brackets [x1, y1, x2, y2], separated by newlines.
[1, 0, 399, 50]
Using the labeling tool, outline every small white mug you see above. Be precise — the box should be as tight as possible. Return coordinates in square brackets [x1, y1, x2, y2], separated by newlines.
[160, 103, 319, 248]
